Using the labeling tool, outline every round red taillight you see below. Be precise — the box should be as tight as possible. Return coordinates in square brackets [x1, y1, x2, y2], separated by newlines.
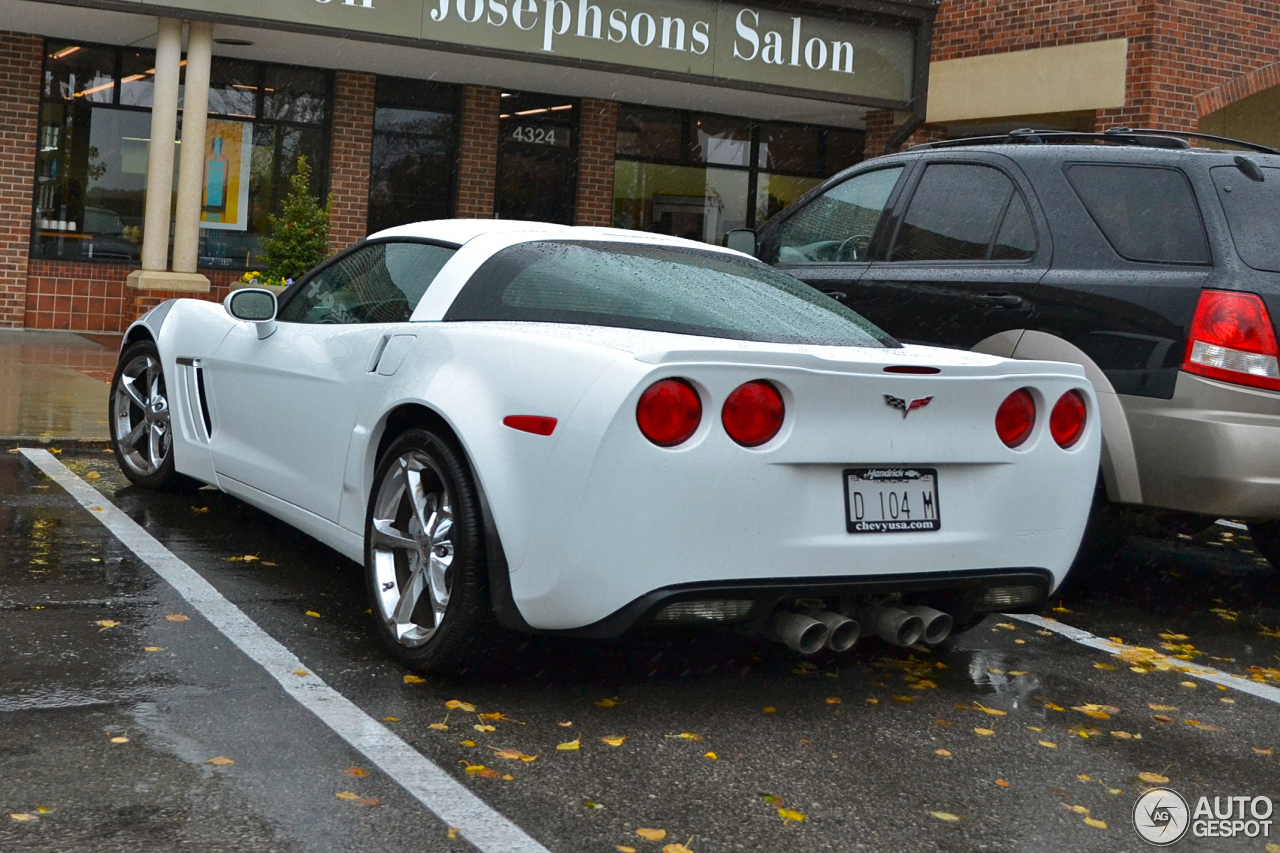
[637, 379, 702, 446]
[1049, 390, 1087, 449]
[721, 381, 785, 447]
[995, 388, 1036, 448]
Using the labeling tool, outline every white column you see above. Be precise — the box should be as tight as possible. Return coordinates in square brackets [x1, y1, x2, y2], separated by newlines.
[172, 20, 213, 274]
[139, 17, 182, 273]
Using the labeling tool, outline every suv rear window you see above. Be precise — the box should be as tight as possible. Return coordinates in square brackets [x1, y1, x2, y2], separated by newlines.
[1211, 165, 1280, 273]
[1066, 164, 1209, 264]
[445, 240, 897, 347]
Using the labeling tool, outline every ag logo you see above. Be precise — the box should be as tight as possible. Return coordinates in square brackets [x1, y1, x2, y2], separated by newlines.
[884, 394, 933, 419]
[1133, 788, 1190, 845]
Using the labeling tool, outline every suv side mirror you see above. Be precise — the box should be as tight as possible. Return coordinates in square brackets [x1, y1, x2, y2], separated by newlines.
[725, 228, 758, 256]
[224, 288, 278, 340]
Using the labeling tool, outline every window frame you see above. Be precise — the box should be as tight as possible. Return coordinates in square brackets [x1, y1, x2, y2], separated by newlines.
[883, 158, 1042, 266]
[31, 37, 334, 269]
[276, 235, 462, 323]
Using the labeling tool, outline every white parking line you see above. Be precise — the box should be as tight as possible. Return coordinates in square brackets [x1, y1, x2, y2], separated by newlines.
[1009, 613, 1280, 706]
[20, 449, 552, 853]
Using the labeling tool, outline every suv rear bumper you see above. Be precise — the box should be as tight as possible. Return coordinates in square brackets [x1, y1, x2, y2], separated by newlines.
[1125, 372, 1280, 519]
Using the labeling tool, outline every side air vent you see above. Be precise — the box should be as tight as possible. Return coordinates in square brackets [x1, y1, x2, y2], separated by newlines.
[195, 365, 213, 438]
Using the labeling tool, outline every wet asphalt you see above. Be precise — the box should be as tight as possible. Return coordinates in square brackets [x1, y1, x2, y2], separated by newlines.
[2, 448, 1278, 853]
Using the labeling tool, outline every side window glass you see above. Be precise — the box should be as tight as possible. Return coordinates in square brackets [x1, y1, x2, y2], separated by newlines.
[890, 164, 1016, 262]
[991, 193, 1037, 261]
[278, 242, 456, 324]
[1066, 165, 1209, 264]
[774, 166, 903, 264]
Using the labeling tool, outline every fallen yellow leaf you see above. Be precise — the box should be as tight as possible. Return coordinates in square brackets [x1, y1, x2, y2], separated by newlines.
[777, 808, 805, 823]
[335, 791, 380, 806]
[704, 752, 717, 760]
[974, 727, 995, 736]
[463, 765, 488, 776]
[557, 721, 573, 727]
[929, 811, 961, 822]
[892, 695, 917, 703]
[935, 748, 952, 757]
[1138, 772, 1169, 784]
[1093, 663, 1116, 670]
[478, 712, 506, 721]
[671, 732, 704, 741]
[383, 717, 400, 722]
[825, 697, 842, 705]
[975, 703, 1006, 717]
[206, 756, 234, 766]
[459, 740, 476, 747]
[447, 827, 460, 840]
[663, 845, 694, 853]
[110, 736, 129, 744]
[617, 847, 636, 853]
[473, 724, 496, 733]
[762, 706, 777, 713]
[995, 779, 1009, 787]
[1253, 747, 1273, 756]
[428, 723, 448, 731]
[9, 813, 35, 822]
[556, 738, 580, 751]
[445, 700, 475, 712]
[1111, 731, 1139, 739]
[493, 749, 536, 762]
[595, 697, 619, 708]
[342, 767, 370, 777]
[636, 828, 667, 841]
[403, 675, 425, 684]
[1038, 740, 1057, 749]
[1044, 702, 1065, 711]
[144, 646, 164, 652]
[95, 620, 119, 629]
[1179, 681, 1197, 688]
[191, 506, 209, 513]
[1153, 715, 1173, 723]
[1083, 817, 1107, 829]
[165, 614, 189, 622]
[293, 670, 308, 677]
[1149, 703, 1178, 711]
[600, 736, 626, 747]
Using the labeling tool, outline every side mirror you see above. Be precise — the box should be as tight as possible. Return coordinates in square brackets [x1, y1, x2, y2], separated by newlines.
[224, 288, 278, 340]
[725, 228, 758, 256]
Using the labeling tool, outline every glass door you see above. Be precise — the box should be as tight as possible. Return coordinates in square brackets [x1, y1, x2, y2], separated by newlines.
[496, 93, 577, 225]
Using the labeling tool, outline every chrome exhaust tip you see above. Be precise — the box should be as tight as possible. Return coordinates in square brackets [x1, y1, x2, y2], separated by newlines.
[802, 609, 860, 652]
[901, 605, 953, 644]
[772, 611, 830, 655]
[859, 606, 925, 647]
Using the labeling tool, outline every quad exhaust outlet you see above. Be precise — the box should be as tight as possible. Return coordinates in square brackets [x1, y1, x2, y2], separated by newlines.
[772, 611, 829, 655]
[901, 605, 953, 645]
[858, 605, 925, 648]
[769, 604, 952, 654]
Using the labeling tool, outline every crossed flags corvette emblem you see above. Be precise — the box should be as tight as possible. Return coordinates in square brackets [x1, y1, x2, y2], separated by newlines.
[884, 394, 934, 419]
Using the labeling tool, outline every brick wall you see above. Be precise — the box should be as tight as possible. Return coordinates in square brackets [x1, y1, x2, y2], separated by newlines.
[328, 71, 375, 253]
[25, 261, 239, 332]
[864, 111, 946, 157]
[574, 98, 617, 227]
[0, 32, 40, 329]
[930, 0, 1280, 131]
[456, 86, 500, 219]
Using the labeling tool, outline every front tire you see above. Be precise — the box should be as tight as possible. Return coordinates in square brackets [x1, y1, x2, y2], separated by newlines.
[365, 429, 493, 672]
[109, 340, 178, 490]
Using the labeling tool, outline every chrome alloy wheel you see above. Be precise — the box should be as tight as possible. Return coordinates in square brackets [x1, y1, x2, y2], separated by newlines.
[112, 352, 171, 477]
[370, 452, 455, 648]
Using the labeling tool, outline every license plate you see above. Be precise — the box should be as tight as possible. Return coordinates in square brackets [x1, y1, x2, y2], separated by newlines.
[844, 467, 941, 533]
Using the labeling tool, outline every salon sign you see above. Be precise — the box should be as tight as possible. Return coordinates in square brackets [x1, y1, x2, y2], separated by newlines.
[144, 0, 917, 104]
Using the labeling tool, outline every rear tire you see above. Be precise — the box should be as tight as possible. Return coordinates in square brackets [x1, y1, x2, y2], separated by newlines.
[1064, 475, 1128, 583]
[109, 340, 178, 490]
[365, 428, 495, 673]
[1246, 521, 1280, 569]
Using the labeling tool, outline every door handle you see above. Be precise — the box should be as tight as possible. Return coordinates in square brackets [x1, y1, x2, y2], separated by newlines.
[972, 292, 1026, 309]
[822, 290, 850, 302]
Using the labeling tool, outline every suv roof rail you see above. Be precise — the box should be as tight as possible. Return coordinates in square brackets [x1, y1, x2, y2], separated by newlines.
[914, 127, 1280, 156]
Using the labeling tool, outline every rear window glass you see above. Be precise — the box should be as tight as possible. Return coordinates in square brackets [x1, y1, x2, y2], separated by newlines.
[445, 241, 897, 348]
[1066, 164, 1209, 264]
[1211, 165, 1280, 273]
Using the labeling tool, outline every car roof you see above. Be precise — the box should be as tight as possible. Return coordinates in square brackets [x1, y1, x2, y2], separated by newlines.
[367, 219, 747, 257]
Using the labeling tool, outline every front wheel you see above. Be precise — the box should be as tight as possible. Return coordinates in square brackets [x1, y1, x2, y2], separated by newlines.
[109, 340, 178, 490]
[1246, 521, 1280, 570]
[365, 429, 494, 672]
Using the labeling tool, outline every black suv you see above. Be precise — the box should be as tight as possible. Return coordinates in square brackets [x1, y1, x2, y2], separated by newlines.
[740, 128, 1280, 567]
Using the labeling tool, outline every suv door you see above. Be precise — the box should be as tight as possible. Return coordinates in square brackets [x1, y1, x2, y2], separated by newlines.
[759, 164, 909, 308]
[859, 156, 1050, 348]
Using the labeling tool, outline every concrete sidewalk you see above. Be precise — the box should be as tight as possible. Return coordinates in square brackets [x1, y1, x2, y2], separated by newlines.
[0, 329, 119, 441]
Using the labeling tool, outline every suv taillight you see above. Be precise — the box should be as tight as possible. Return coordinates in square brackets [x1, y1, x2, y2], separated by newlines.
[1183, 290, 1280, 392]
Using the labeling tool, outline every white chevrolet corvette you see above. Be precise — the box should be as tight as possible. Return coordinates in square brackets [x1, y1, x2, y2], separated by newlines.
[110, 220, 1100, 671]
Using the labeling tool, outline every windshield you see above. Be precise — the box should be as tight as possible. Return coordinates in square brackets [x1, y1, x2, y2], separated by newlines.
[1212, 164, 1280, 273]
[445, 240, 897, 348]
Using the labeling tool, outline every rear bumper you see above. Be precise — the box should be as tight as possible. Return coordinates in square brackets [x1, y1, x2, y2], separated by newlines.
[1125, 372, 1280, 519]
[559, 568, 1054, 638]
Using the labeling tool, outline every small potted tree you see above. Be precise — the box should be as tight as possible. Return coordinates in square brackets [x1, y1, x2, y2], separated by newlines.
[237, 156, 331, 295]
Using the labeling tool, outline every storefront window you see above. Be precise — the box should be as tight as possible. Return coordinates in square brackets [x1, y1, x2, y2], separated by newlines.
[367, 77, 458, 234]
[613, 105, 865, 245]
[32, 39, 332, 269]
[497, 92, 578, 225]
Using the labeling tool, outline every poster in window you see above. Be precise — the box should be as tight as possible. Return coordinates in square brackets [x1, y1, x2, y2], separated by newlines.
[201, 120, 252, 231]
